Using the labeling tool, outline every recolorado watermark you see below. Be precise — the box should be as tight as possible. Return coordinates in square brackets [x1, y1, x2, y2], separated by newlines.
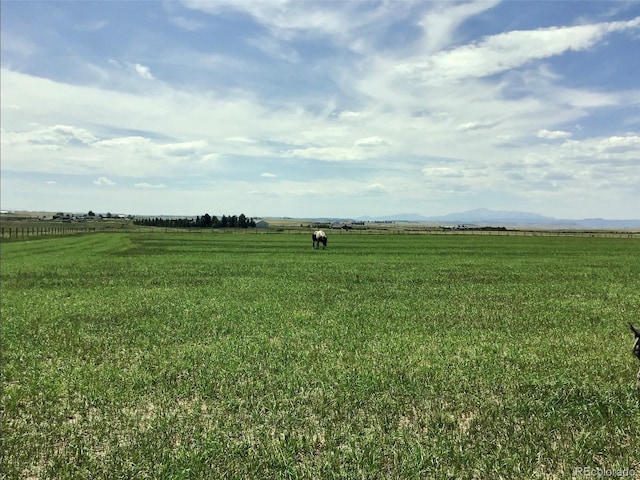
[573, 466, 635, 478]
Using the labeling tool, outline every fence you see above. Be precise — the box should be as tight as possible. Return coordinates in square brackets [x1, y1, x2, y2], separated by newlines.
[1, 226, 96, 240]
[1, 225, 638, 240]
[137, 227, 640, 238]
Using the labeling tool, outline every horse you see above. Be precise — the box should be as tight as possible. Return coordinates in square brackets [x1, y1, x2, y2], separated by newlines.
[312, 230, 327, 249]
[631, 323, 640, 389]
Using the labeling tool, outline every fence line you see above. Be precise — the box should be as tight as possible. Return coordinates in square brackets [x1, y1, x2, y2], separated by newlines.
[1, 225, 638, 240]
[137, 227, 639, 239]
[1, 226, 96, 240]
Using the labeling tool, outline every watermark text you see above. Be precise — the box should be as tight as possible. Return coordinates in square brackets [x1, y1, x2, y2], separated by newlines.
[573, 466, 635, 478]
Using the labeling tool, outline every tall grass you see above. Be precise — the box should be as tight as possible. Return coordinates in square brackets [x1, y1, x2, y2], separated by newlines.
[2, 232, 639, 479]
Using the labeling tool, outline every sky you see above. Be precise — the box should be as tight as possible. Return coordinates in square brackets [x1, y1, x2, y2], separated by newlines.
[1, 0, 639, 219]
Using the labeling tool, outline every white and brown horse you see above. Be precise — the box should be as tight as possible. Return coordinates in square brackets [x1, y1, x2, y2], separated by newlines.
[312, 230, 327, 249]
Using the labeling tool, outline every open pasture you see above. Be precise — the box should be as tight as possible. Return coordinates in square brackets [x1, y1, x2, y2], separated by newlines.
[2, 232, 639, 479]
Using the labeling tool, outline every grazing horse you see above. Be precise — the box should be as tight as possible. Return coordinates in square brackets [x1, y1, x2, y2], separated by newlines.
[312, 230, 327, 249]
[631, 323, 640, 389]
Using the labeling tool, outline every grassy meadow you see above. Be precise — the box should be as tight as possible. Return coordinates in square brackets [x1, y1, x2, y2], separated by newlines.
[1, 231, 639, 479]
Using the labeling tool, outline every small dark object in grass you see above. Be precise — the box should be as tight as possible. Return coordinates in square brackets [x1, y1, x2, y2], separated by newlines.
[630, 323, 640, 390]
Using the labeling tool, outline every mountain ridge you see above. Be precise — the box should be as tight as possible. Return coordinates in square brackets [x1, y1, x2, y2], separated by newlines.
[354, 209, 640, 228]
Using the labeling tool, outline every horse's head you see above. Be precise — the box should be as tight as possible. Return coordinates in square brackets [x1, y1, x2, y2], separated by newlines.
[316, 231, 327, 247]
[630, 323, 640, 360]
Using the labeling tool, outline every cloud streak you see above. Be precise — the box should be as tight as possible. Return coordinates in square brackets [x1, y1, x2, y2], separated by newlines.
[389, 17, 640, 88]
[135, 182, 166, 189]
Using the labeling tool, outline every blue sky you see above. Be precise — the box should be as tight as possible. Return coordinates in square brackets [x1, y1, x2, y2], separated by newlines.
[2, 0, 639, 219]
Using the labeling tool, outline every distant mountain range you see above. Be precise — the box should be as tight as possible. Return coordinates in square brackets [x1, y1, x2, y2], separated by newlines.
[355, 208, 640, 228]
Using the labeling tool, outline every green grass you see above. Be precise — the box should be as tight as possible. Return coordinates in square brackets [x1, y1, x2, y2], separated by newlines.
[2, 232, 639, 479]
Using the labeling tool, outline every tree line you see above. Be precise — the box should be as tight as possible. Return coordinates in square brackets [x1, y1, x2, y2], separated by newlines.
[134, 213, 257, 229]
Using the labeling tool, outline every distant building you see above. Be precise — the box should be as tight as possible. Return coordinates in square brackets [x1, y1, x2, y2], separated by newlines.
[256, 220, 269, 229]
[331, 222, 353, 230]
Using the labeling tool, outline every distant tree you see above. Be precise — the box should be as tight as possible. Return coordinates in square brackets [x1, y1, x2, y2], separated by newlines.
[133, 212, 251, 229]
[88, 210, 95, 217]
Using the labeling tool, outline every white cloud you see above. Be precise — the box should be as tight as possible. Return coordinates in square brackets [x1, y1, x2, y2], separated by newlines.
[181, 0, 346, 38]
[283, 146, 362, 162]
[160, 140, 208, 156]
[93, 177, 115, 186]
[393, 17, 640, 85]
[543, 83, 637, 110]
[134, 63, 154, 80]
[260, 172, 277, 178]
[108, 60, 155, 80]
[336, 111, 366, 122]
[561, 134, 640, 159]
[200, 153, 220, 163]
[355, 136, 388, 148]
[458, 121, 498, 132]
[537, 129, 572, 140]
[134, 182, 166, 189]
[225, 136, 258, 144]
[2, 124, 98, 146]
[421, 167, 464, 178]
[364, 183, 387, 194]
[598, 135, 640, 151]
[181, 0, 415, 54]
[418, 0, 501, 53]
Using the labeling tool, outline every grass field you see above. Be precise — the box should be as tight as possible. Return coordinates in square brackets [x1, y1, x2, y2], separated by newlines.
[2, 232, 639, 479]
